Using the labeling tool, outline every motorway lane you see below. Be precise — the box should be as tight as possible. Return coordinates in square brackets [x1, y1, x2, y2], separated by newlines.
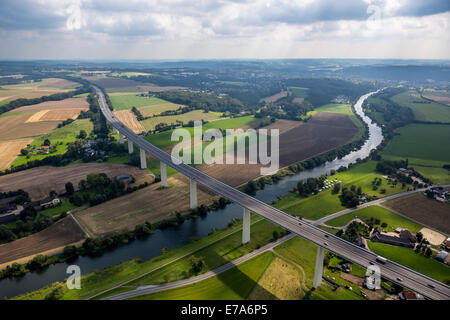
[95, 86, 450, 300]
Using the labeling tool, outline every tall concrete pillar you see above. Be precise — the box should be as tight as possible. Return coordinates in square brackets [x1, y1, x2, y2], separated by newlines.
[160, 162, 168, 187]
[242, 207, 250, 244]
[119, 133, 124, 144]
[128, 140, 134, 154]
[190, 179, 197, 209]
[313, 246, 325, 288]
[140, 149, 147, 169]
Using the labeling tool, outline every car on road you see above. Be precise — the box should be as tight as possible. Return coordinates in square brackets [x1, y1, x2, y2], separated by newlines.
[324, 234, 329, 238]
[428, 283, 436, 288]
[369, 261, 375, 265]
[324, 242, 328, 246]
[298, 222, 302, 226]
[397, 277, 403, 282]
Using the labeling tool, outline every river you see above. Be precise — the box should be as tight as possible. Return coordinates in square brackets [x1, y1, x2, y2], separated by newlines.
[0, 91, 383, 299]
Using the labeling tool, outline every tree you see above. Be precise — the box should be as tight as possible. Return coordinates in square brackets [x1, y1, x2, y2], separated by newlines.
[332, 183, 341, 194]
[20, 148, 28, 156]
[189, 256, 204, 274]
[65, 182, 75, 195]
[416, 232, 423, 243]
[78, 130, 87, 139]
[357, 186, 362, 195]
[272, 230, 279, 240]
[43, 139, 51, 146]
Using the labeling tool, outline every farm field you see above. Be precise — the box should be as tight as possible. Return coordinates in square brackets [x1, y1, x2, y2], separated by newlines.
[11, 119, 93, 167]
[109, 93, 168, 111]
[129, 252, 274, 300]
[83, 76, 151, 91]
[390, 91, 450, 123]
[140, 110, 222, 131]
[381, 123, 450, 183]
[0, 163, 150, 200]
[422, 91, 450, 106]
[75, 176, 211, 236]
[247, 256, 304, 300]
[367, 241, 450, 283]
[289, 87, 309, 98]
[312, 103, 352, 115]
[0, 217, 85, 267]
[0, 138, 34, 170]
[113, 110, 145, 134]
[25, 108, 86, 122]
[0, 78, 80, 102]
[324, 205, 423, 233]
[274, 161, 410, 221]
[11, 97, 88, 112]
[384, 193, 450, 235]
[0, 112, 59, 140]
[138, 102, 184, 117]
[262, 90, 288, 103]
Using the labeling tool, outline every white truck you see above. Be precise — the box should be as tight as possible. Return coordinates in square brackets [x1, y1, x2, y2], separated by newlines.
[376, 255, 387, 264]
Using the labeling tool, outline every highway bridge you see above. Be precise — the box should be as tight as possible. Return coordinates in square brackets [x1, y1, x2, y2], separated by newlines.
[94, 86, 450, 300]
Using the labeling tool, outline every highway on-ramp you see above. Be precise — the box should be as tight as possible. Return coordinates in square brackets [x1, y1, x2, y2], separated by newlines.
[94, 86, 450, 300]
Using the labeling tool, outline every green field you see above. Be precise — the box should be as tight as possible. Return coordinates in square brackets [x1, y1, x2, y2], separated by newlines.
[138, 103, 183, 117]
[381, 123, 450, 183]
[391, 91, 450, 123]
[145, 115, 259, 149]
[274, 161, 408, 221]
[289, 87, 308, 98]
[140, 110, 222, 131]
[129, 251, 274, 300]
[325, 205, 423, 233]
[368, 241, 450, 283]
[11, 119, 93, 167]
[313, 103, 352, 115]
[110, 94, 168, 111]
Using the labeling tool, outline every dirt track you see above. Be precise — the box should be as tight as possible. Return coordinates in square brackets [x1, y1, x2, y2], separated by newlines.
[0, 138, 33, 170]
[0, 163, 152, 200]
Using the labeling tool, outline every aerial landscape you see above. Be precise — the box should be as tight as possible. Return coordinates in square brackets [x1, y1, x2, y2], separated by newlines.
[0, 0, 449, 312]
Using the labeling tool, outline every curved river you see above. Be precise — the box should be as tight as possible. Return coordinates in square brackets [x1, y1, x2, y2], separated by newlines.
[0, 91, 382, 299]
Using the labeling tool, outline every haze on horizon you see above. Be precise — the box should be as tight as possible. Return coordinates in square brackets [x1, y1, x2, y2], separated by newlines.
[0, 0, 449, 60]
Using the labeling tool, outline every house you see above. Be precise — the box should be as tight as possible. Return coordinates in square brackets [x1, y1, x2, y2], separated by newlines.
[436, 251, 448, 263]
[398, 291, 424, 300]
[39, 146, 50, 150]
[28, 197, 61, 211]
[371, 227, 416, 248]
[116, 174, 132, 184]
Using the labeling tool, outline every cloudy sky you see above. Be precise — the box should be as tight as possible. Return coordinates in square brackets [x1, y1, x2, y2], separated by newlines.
[0, 0, 449, 60]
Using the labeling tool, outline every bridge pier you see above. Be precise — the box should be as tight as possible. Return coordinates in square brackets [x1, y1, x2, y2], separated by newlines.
[190, 179, 197, 209]
[140, 149, 147, 169]
[242, 207, 250, 244]
[128, 140, 134, 154]
[160, 162, 168, 187]
[119, 133, 124, 144]
[313, 246, 324, 288]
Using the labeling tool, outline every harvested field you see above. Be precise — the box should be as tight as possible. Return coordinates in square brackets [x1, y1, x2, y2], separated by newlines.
[262, 119, 303, 135]
[113, 110, 145, 134]
[0, 90, 67, 101]
[0, 163, 152, 200]
[196, 112, 358, 187]
[422, 92, 450, 106]
[11, 97, 88, 112]
[0, 217, 85, 266]
[87, 77, 151, 89]
[248, 257, 303, 300]
[293, 97, 304, 103]
[262, 90, 288, 103]
[0, 113, 59, 140]
[25, 108, 86, 122]
[75, 177, 213, 236]
[419, 228, 446, 246]
[0, 138, 33, 170]
[384, 193, 450, 235]
[140, 85, 186, 92]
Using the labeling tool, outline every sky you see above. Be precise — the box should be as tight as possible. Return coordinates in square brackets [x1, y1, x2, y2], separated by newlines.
[0, 0, 449, 60]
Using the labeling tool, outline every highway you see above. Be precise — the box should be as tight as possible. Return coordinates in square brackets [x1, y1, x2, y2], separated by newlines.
[94, 86, 450, 300]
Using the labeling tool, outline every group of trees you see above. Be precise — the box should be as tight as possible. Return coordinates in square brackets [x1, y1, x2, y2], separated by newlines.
[68, 173, 126, 206]
[255, 98, 315, 121]
[296, 176, 326, 197]
[339, 185, 362, 208]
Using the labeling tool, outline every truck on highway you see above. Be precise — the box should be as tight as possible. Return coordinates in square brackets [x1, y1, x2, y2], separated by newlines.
[376, 255, 387, 264]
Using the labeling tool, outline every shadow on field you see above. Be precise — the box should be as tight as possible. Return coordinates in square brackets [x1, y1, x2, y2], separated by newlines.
[207, 249, 277, 300]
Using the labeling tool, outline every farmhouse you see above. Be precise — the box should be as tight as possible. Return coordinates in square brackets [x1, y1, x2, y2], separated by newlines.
[29, 197, 61, 211]
[371, 227, 416, 248]
[398, 291, 424, 300]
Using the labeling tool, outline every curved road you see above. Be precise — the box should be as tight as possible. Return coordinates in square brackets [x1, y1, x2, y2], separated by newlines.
[95, 86, 450, 300]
